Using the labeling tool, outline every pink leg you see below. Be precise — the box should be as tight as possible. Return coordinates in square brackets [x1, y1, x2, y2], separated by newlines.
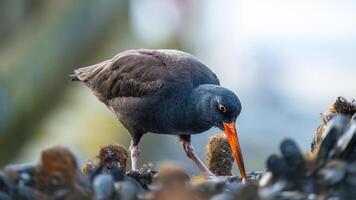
[130, 145, 140, 171]
[183, 141, 215, 178]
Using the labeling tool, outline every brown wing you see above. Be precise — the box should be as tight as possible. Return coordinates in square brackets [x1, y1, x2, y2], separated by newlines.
[73, 49, 220, 103]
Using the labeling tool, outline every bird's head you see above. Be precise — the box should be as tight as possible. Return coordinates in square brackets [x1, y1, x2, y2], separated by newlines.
[194, 85, 247, 180]
[194, 85, 241, 127]
[210, 89, 242, 129]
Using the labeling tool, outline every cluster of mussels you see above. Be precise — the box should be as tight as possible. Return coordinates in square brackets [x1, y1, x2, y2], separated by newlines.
[0, 135, 256, 200]
[259, 96, 356, 200]
[0, 97, 355, 200]
[0, 144, 154, 200]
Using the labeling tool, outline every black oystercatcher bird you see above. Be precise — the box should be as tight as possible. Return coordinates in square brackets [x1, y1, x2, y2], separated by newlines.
[70, 49, 247, 180]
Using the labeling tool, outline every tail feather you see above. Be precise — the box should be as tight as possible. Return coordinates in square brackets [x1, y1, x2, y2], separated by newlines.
[69, 60, 109, 82]
[68, 73, 79, 81]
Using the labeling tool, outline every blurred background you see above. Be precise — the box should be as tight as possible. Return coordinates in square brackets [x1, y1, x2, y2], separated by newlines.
[0, 0, 355, 175]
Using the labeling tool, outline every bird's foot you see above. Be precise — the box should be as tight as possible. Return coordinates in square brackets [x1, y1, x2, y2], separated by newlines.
[182, 141, 216, 178]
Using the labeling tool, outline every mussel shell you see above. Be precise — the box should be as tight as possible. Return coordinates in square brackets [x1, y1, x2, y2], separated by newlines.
[317, 160, 347, 186]
[320, 111, 336, 125]
[259, 181, 286, 199]
[82, 160, 98, 178]
[0, 192, 11, 200]
[116, 180, 142, 200]
[333, 121, 356, 160]
[351, 99, 356, 113]
[345, 161, 356, 186]
[75, 171, 91, 191]
[210, 193, 235, 200]
[52, 189, 71, 200]
[301, 178, 317, 195]
[223, 181, 244, 195]
[277, 191, 305, 200]
[316, 116, 349, 166]
[0, 172, 15, 194]
[110, 163, 125, 182]
[193, 178, 227, 198]
[266, 154, 290, 179]
[89, 165, 103, 181]
[233, 184, 259, 200]
[352, 113, 356, 122]
[93, 174, 114, 200]
[3, 163, 37, 185]
[259, 172, 273, 187]
[280, 139, 305, 172]
[4, 163, 36, 174]
[15, 184, 46, 200]
[246, 171, 263, 184]
[333, 96, 351, 114]
[123, 175, 144, 194]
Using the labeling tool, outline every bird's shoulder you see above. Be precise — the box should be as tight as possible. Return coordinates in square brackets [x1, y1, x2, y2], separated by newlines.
[74, 49, 220, 102]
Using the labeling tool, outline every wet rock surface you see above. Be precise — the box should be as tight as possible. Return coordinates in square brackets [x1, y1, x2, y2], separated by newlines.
[0, 96, 355, 199]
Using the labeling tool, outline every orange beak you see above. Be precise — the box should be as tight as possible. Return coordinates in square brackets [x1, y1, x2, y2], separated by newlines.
[223, 121, 248, 181]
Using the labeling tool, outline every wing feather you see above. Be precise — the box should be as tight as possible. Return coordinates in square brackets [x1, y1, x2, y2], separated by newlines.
[73, 49, 220, 103]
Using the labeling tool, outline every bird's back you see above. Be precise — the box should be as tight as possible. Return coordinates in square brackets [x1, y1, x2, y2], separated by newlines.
[71, 49, 220, 103]
[71, 49, 221, 134]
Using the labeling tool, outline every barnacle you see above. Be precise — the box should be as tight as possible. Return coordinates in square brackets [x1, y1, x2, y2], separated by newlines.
[206, 134, 234, 176]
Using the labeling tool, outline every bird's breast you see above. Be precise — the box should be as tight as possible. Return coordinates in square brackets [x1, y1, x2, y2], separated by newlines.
[108, 86, 212, 135]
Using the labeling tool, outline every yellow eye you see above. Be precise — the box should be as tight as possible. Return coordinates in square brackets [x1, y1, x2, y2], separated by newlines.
[218, 104, 227, 113]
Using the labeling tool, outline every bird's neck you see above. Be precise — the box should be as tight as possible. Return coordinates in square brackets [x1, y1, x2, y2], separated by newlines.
[156, 84, 219, 133]
[188, 84, 219, 129]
